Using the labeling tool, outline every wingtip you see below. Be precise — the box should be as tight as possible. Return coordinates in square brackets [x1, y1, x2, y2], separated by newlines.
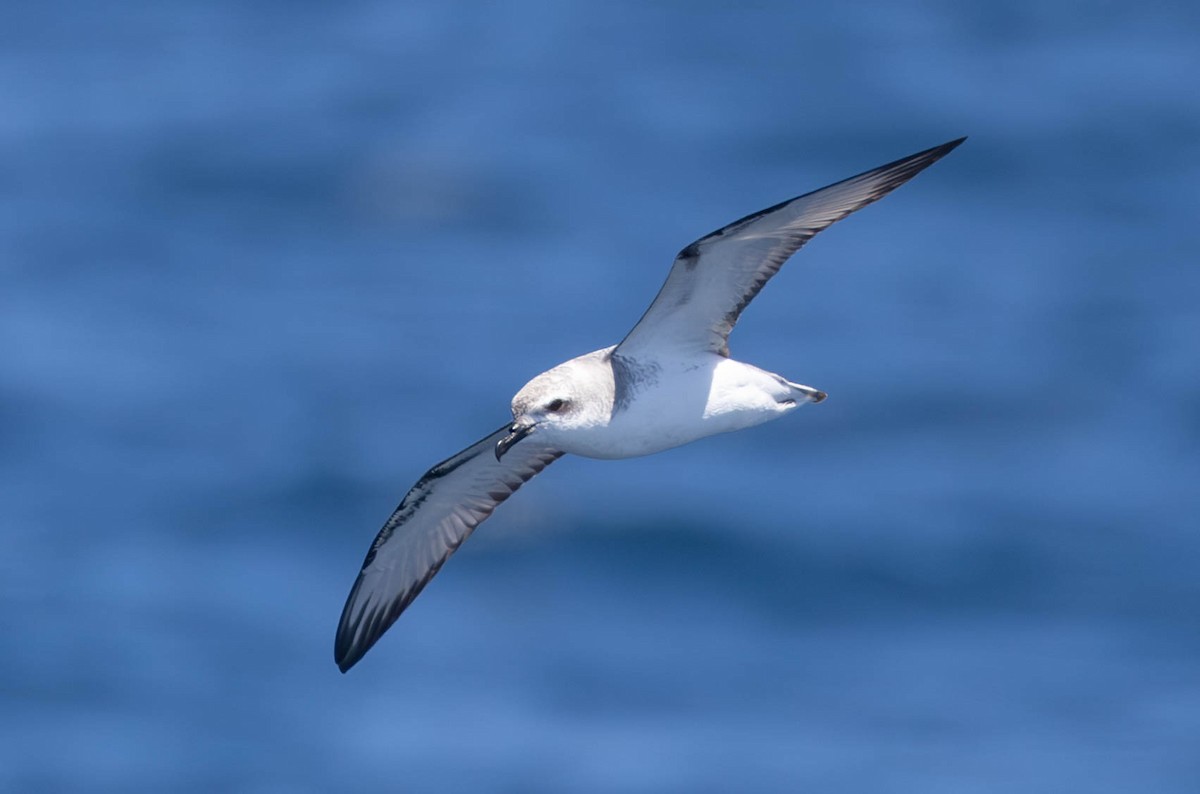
[931, 136, 968, 158]
[859, 135, 966, 194]
[336, 631, 372, 673]
[914, 136, 967, 163]
[335, 610, 379, 673]
[334, 638, 359, 673]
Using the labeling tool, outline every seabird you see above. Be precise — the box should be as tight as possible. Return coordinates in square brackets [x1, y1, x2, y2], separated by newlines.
[335, 137, 965, 672]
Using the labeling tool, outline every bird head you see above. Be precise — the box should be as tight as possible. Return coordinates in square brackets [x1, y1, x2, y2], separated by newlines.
[496, 355, 612, 460]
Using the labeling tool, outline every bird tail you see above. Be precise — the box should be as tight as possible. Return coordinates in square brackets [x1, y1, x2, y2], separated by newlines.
[787, 381, 827, 404]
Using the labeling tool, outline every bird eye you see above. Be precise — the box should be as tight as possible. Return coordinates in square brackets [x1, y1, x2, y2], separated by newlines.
[547, 398, 566, 412]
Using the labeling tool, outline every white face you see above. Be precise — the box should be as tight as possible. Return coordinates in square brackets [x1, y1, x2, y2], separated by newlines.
[511, 374, 582, 430]
[509, 355, 615, 441]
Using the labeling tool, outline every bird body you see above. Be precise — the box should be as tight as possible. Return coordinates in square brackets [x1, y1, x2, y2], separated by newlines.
[516, 346, 819, 460]
[334, 137, 965, 672]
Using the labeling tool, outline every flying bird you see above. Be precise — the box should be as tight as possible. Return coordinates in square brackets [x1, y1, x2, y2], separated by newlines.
[335, 138, 965, 672]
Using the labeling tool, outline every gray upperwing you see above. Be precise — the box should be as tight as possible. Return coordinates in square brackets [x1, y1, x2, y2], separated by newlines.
[335, 424, 562, 672]
[615, 138, 965, 358]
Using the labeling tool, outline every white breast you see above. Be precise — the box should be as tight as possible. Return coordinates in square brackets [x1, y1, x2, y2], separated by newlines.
[562, 356, 798, 460]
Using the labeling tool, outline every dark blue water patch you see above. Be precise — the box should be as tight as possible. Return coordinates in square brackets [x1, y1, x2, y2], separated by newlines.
[138, 133, 353, 209]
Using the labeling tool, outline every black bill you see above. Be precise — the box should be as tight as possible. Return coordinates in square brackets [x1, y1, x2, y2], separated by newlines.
[494, 421, 534, 460]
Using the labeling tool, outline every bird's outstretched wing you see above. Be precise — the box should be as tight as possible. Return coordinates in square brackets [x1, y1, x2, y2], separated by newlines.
[614, 138, 965, 359]
[335, 425, 562, 672]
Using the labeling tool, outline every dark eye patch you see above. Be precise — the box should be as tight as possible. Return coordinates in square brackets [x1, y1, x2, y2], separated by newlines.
[547, 398, 566, 412]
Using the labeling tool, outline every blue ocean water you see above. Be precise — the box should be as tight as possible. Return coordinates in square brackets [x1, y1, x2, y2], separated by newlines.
[3, 1, 1199, 791]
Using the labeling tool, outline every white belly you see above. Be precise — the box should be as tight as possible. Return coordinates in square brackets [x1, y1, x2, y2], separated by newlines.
[563, 357, 800, 459]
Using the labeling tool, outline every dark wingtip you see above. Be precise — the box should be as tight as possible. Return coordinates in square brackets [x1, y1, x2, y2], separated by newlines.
[334, 603, 389, 674]
[334, 565, 429, 674]
[335, 622, 378, 673]
[334, 575, 375, 674]
[897, 136, 968, 171]
[938, 136, 967, 155]
[335, 628, 362, 673]
[841, 135, 966, 205]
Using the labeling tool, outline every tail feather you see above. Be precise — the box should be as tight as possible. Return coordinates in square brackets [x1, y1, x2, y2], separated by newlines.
[787, 381, 827, 404]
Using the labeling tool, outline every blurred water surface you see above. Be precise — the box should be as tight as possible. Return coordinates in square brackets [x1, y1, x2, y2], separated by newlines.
[3, 1, 1199, 791]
